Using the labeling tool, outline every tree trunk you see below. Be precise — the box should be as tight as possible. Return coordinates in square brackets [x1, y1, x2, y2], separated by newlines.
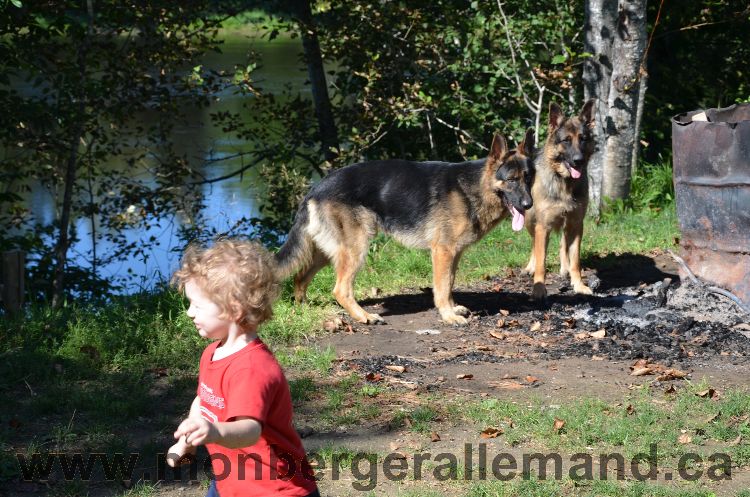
[583, 0, 648, 214]
[51, 0, 93, 308]
[51, 121, 83, 308]
[293, 0, 339, 166]
[583, 0, 616, 215]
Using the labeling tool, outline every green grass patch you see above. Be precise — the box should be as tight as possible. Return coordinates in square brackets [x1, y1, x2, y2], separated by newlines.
[467, 477, 721, 496]
[462, 384, 750, 466]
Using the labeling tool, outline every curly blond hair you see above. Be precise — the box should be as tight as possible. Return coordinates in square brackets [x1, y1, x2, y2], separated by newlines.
[172, 239, 279, 330]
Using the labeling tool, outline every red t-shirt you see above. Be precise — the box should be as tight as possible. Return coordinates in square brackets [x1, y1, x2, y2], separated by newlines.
[197, 338, 317, 497]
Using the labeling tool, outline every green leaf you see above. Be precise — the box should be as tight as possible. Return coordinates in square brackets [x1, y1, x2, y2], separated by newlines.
[11, 0, 23, 7]
[551, 54, 567, 64]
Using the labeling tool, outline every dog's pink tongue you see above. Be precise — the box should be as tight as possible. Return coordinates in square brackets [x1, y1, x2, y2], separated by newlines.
[570, 166, 582, 179]
[511, 206, 525, 231]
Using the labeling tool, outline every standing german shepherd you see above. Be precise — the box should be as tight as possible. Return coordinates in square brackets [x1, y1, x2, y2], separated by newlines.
[524, 100, 595, 300]
[276, 130, 535, 325]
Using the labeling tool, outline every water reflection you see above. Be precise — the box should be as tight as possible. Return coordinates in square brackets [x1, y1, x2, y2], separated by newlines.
[24, 34, 306, 292]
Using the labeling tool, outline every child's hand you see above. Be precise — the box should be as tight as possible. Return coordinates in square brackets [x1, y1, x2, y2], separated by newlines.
[174, 417, 217, 447]
[166, 435, 196, 468]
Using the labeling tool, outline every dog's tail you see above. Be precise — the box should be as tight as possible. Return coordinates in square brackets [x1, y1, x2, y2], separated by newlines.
[275, 202, 314, 280]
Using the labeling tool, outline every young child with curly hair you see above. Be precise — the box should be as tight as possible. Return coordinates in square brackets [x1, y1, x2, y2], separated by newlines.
[168, 239, 319, 497]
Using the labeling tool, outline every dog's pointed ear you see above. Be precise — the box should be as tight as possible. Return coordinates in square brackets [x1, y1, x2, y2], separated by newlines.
[518, 128, 535, 157]
[549, 102, 564, 130]
[488, 133, 508, 164]
[580, 99, 596, 129]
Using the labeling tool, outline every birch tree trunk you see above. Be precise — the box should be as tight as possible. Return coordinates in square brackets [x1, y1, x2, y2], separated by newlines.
[583, 0, 648, 214]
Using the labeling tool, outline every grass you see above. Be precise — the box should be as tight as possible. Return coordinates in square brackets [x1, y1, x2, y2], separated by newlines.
[461, 381, 750, 468]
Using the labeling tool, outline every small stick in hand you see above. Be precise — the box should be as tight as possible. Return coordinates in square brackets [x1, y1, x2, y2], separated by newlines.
[166, 435, 196, 468]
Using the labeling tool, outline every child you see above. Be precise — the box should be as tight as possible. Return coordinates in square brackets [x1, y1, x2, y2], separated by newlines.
[168, 239, 319, 497]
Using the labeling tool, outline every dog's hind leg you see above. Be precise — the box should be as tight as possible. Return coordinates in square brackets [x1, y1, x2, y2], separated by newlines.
[293, 248, 329, 304]
[432, 245, 467, 325]
[563, 220, 592, 295]
[332, 233, 384, 325]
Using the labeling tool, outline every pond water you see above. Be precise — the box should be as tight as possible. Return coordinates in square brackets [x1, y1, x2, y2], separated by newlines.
[24, 32, 308, 292]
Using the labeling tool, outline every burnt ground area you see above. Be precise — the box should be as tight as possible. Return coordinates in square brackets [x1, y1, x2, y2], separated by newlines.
[320, 250, 750, 398]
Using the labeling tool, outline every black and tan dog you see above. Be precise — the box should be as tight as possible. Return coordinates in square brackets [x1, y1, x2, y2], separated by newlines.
[524, 100, 595, 300]
[276, 130, 535, 325]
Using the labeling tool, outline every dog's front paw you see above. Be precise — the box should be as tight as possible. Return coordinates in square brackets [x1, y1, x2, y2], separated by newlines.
[453, 305, 470, 316]
[357, 312, 385, 324]
[367, 313, 386, 324]
[573, 282, 593, 295]
[531, 282, 547, 301]
[441, 312, 468, 326]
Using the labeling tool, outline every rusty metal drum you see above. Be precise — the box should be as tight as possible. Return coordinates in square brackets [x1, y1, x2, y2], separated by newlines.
[672, 103, 750, 306]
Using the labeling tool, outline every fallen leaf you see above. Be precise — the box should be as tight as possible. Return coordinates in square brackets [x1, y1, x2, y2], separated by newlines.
[436, 376, 446, 382]
[488, 380, 524, 390]
[656, 368, 687, 381]
[678, 433, 692, 444]
[345, 324, 354, 333]
[574, 332, 589, 340]
[491, 282, 503, 292]
[392, 451, 408, 460]
[507, 319, 520, 327]
[489, 330, 505, 340]
[480, 427, 504, 439]
[500, 309, 510, 316]
[696, 388, 717, 399]
[456, 374, 474, 380]
[589, 329, 606, 339]
[530, 321, 542, 332]
[553, 418, 566, 433]
[631, 359, 649, 370]
[591, 355, 605, 361]
[389, 442, 400, 451]
[323, 318, 343, 332]
[495, 319, 506, 328]
[365, 372, 383, 382]
[631, 367, 653, 376]
[385, 365, 406, 373]
[525, 375, 540, 384]
[665, 384, 678, 394]
[563, 318, 576, 328]
[430, 432, 441, 442]
[626, 404, 636, 416]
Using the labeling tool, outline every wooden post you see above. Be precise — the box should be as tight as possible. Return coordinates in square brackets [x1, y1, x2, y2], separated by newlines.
[1, 250, 25, 313]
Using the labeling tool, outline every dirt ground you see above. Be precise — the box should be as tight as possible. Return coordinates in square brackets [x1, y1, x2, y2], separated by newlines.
[295, 249, 750, 496]
[12, 251, 750, 497]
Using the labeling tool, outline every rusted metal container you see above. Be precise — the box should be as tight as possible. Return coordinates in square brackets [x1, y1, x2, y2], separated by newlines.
[672, 103, 750, 306]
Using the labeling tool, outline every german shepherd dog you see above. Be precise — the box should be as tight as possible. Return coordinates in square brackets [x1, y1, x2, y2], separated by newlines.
[276, 130, 535, 325]
[524, 100, 595, 300]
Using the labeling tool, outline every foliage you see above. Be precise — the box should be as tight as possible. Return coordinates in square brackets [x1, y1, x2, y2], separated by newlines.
[319, 0, 583, 162]
[0, 0, 228, 301]
[600, 159, 675, 222]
